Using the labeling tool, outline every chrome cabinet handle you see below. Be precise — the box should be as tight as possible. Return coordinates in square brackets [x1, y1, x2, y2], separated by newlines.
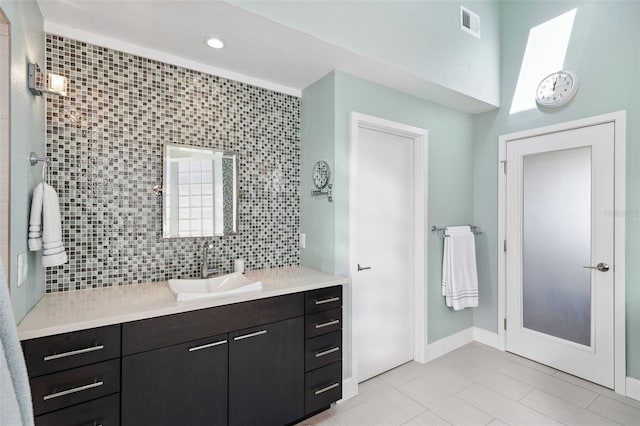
[315, 320, 340, 329]
[233, 330, 267, 341]
[315, 297, 340, 305]
[188, 340, 227, 352]
[314, 382, 340, 395]
[315, 346, 340, 358]
[583, 262, 610, 272]
[44, 345, 105, 361]
[357, 264, 372, 272]
[43, 380, 103, 400]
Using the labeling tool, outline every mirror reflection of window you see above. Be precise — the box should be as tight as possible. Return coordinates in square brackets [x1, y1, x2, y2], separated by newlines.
[163, 144, 238, 238]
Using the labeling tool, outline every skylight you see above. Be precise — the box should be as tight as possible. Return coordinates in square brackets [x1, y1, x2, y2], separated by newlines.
[509, 9, 577, 114]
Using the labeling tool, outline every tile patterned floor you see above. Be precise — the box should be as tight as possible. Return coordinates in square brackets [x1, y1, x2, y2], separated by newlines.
[299, 342, 640, 426]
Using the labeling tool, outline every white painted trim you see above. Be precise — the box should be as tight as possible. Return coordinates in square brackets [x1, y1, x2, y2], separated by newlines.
[497, 128, 507, 352]
[626, 377, 640, 402]
[498, 111, 627, 395]
[473, 327, 500, 350]
[349, 112, 428, 387]
[43, 21, 301, 97]
[424, 328, 473, 363]
[339, 378, 358, 403]
[613, 112, 627, 396]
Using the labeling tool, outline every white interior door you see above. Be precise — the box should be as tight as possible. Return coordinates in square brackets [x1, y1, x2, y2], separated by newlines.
[506, 122, 615, 388]
[354, 127, 414, 382]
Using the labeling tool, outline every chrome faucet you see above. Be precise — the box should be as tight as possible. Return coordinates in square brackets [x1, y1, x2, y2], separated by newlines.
[201, 243, 217, 278]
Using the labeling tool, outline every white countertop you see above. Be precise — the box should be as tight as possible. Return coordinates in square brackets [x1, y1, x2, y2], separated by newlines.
[18, 266, 349, 341]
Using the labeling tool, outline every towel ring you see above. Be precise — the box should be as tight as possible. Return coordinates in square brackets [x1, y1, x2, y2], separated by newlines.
[29, 152, 50, 183]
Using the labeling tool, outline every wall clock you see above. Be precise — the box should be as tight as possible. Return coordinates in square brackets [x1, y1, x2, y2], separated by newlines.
[536, 70, 579, 108]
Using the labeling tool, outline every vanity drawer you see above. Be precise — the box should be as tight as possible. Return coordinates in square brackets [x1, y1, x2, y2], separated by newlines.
[305, 286, 342, 314]
[24, 325, 121, 378]
[305, 331, 342, 372]
[305, 308, 342, 338]
[34, 393, 120, 426]
[122, 292, 304, 355]
[305, 361, 342, 415]
[30, 358, 120, 416]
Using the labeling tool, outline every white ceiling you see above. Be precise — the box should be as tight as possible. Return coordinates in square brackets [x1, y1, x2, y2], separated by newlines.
[37, 0, 495, 113]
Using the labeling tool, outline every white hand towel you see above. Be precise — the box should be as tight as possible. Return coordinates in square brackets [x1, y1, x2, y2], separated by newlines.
[442, 226, 478, 311]
[28, 183, 44, 251]
[41, 183, 67, 267]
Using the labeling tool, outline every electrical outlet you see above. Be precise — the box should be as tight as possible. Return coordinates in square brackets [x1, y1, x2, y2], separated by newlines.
[18, 253, 28, 286]
[299, 233, 306, 249]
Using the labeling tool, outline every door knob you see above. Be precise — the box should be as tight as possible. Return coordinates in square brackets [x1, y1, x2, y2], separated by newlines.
[583, 263, 610, 272]
[357, 264, 372, 272]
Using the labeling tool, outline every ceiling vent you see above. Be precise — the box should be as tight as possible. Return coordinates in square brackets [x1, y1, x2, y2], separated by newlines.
[460, 5, 480, 38]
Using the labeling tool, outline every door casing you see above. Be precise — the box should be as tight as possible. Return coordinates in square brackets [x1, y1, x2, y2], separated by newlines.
[497, 111, 626, 395]
[349, 112, 428, 394]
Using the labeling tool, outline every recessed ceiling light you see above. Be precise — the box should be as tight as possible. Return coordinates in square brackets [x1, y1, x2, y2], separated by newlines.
[205, 37, 225, 49]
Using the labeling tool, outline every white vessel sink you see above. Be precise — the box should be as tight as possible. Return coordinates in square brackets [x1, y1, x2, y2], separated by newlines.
[168, 272, 263, 301]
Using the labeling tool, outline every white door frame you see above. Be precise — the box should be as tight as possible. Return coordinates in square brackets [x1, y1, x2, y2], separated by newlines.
[498, 111, 626, 395]
[349, 112, 428, 391]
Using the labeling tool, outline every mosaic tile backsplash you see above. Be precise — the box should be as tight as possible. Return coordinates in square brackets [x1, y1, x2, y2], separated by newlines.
[44, 34, 300, 292]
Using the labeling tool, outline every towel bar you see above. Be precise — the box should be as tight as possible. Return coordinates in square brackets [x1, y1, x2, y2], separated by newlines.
[431, 225, 482, 236]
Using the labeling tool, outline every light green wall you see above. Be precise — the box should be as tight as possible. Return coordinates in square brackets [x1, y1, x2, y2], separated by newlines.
[301, 70, 477, 382]
[472, 1, 640, 379]
[300, 72, 335, 273]
[0, 0, 45, 323]
[333, 72, 476, 343]
[301, 71, 478, 351]
[229, 0, 501, 106]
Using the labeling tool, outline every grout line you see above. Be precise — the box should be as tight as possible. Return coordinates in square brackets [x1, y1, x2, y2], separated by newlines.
[585, 393, 599, 410]
[454, 380, 476, 396]
[517, 386, 536, 402]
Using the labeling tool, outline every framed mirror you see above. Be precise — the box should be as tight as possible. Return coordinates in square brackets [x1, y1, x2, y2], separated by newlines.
[163, 143, 238, 238]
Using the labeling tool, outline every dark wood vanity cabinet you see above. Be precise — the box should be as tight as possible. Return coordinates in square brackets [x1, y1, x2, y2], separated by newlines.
[23, 286, 343, 426]
[303, 286, 343, 415]
[229, 317, 304, 425]
[22, 325, 121, 426]
[121, 334, 229, 426]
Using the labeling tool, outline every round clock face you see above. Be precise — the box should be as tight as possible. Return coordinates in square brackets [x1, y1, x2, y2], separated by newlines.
[312, 161, 331, 189]
[536, 71, 579, 108]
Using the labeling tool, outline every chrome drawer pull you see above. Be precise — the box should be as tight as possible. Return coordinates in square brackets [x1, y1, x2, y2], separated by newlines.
[44, 345, 104, 361]
[189, 340, 227, 352]
[315, 346, 340, 358]
[315, 320, 340, 329]
[43, 380, 104, 400]
[234, 330, 267, 341]
[315, 297, 340, 305]
[314, 382, 340, 395]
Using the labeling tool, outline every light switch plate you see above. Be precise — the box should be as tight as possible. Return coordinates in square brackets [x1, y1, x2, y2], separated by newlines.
[17, 253, 27, 286]
[299, 233, 306, 249]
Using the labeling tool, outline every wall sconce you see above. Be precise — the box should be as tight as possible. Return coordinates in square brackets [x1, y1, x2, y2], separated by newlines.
[28, 63, 68, 97]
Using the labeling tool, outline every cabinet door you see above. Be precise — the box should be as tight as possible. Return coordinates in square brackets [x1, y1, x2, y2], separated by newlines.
[121, 334, 228, 426]
[229, 317, 304, 426]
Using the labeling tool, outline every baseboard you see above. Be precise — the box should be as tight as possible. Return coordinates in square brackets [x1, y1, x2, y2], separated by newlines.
[472, 327, 500, 349]
[626, 376, 640, 401]
[339, 377, 358, 402]
[423, 327, 474, 363]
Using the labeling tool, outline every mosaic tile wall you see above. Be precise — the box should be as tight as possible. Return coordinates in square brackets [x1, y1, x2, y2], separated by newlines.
[44, 34, 300, 292]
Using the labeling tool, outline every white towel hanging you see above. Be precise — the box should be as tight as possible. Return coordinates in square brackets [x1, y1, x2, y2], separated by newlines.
[27, 160, 67, 266]
[441, 226, 478, 310]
